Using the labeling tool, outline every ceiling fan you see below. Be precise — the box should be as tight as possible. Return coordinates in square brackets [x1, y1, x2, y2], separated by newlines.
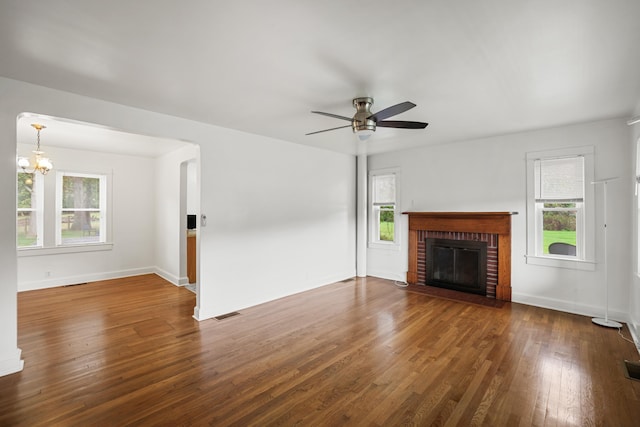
[306, 97, 428, 140]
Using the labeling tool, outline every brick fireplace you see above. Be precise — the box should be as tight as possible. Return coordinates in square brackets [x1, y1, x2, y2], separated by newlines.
[403, 212, 516, 301]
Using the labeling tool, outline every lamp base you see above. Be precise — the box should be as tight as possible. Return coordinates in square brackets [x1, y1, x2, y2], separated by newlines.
[592, 317, 622, 328]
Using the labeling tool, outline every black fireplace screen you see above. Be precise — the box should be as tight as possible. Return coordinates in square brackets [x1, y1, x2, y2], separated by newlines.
[425, 238, 487, 295]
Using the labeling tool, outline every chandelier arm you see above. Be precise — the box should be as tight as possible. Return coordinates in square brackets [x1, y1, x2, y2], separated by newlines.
[18, 124, 52, 175]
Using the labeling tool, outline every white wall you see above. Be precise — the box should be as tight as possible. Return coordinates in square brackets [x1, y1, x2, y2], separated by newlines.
[368, 118, 632, 320]
[0, 77, 356, 376]
[154, 144, 199, 285]
[195, 131, 356, 319]
[186, 160, 198, 215]
[628, 104, 640, 340]
[16, 144, 157, 291]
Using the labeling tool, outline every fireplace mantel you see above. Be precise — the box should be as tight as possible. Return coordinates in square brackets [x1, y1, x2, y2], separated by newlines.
[402, 212, 517, 301]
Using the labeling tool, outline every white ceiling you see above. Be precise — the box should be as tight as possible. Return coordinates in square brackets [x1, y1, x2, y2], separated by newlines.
[16, 113, 189, 158]
[2, 0, 640, 156]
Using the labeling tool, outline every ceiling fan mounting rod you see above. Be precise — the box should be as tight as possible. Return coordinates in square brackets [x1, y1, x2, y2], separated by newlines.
[352, 97, 376, 133]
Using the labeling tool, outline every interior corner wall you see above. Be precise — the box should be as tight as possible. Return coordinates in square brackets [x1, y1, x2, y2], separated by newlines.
[186, 160, 198, 214]
[628, 106, 640, 339]
[0, 94, 21, 376]
[0, 77, 357, 376]
[154, 144, 199, 285]
[367, 118, 632, 319]
[16, 144, 157, 291]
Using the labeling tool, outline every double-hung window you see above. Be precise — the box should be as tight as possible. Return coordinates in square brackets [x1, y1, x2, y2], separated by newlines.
[56, 172, 107, 246]
[370, 172, 398, 244]
[17, 172, 43, 248]
[526, 146, 594, 269]
[534, 156, 584, 257]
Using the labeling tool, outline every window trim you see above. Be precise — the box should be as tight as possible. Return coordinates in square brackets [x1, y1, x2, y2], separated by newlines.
[55, 171, 109, 247]
[368, 168, 400, 250]
[18, 243, 114, 257]
[525, 146, 595, 270]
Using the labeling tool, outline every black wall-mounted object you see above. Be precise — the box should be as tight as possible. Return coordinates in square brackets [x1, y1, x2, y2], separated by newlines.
[187, 214, 197, 230]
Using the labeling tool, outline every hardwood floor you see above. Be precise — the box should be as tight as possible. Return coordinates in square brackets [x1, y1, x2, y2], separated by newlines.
[1, 274, 640, 426]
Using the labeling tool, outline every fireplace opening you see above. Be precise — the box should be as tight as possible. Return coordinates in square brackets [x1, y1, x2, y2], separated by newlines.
[425, 238, 487, 295]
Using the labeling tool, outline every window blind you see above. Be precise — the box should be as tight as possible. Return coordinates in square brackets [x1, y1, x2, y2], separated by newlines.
[534, 156, 584, 202]
[372, 174, 396, 206]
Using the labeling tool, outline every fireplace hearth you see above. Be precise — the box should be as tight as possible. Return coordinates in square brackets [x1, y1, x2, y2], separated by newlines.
[426, 238, 487, 295]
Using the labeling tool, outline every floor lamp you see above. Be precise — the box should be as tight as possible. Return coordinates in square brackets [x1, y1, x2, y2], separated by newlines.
[591, 177, 622, 328]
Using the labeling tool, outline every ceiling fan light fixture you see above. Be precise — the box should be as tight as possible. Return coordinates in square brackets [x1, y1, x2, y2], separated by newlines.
[356, 129, 375, 141]
[352, 97, 376, 140]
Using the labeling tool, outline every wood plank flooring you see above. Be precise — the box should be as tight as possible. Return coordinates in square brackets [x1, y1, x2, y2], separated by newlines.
[1, 274, 640, 426]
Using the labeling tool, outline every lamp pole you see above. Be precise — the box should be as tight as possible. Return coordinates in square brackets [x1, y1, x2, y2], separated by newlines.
[591, 177, 621, 328]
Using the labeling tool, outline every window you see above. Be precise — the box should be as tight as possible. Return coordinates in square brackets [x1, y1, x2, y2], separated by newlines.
[17, 172, 43, 248]
[534, 156, 584, 257]
[526, 146, 595, 269]
[370, 172, 398, 245]
[56, 172, 107, 246]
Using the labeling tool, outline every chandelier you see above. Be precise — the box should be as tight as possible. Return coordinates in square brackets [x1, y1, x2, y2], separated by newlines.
[18, 123, 53, 175]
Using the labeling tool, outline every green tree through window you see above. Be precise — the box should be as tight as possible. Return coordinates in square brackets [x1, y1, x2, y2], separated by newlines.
[379, 205, 395, 241]
[17, 172, 39, 247]
[58, 172, 106, 245]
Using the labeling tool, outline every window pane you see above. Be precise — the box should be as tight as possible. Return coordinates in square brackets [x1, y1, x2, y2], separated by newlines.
[379, 206, 394, 241]
[542, 209, 576, 254]
[60, 211, 101, 245]
[17, 172, 38, 248]
[18, 173, 35, 208]
[63, 176, 100, 209]
[17, 211, 38, 247]
[373, 175, 396, 205]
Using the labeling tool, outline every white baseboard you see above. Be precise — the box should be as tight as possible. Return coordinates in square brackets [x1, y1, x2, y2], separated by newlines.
[153, 267, 181, 286]
[312, 270, 357, 287]
[512, 292, 628, 322]
[18, 267, 157, 291]
[0, 348, 24, 377]
[367, 269, 407, 283]
[627, 320, 640, 355]
[193, 306, 217, 321]
[193, 269, 356, 322]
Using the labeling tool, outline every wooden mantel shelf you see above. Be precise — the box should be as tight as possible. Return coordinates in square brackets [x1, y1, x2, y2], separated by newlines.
[402, 212, 517, 301]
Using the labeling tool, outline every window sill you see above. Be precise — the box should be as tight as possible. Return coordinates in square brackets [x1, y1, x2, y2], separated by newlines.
[368, 241, 401, 251]
[525, 255, 596, 271]
[17, 243, 114, 257]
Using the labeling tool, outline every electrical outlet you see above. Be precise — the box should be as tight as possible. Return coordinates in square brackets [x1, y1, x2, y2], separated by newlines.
[45, 271, 51, 278]
[201, 214, 207, 227]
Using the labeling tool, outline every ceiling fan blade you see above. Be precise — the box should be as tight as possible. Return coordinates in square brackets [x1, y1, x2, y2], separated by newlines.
[306, 124, 352, 135]
[377, 120, 428, 129]
[311, 111, 353, 121]
[368, 101, 416, 122]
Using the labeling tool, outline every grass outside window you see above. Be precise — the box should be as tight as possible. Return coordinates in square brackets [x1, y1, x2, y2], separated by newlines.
[380, 221, 394, 241]
[543, 230, 576, 254]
